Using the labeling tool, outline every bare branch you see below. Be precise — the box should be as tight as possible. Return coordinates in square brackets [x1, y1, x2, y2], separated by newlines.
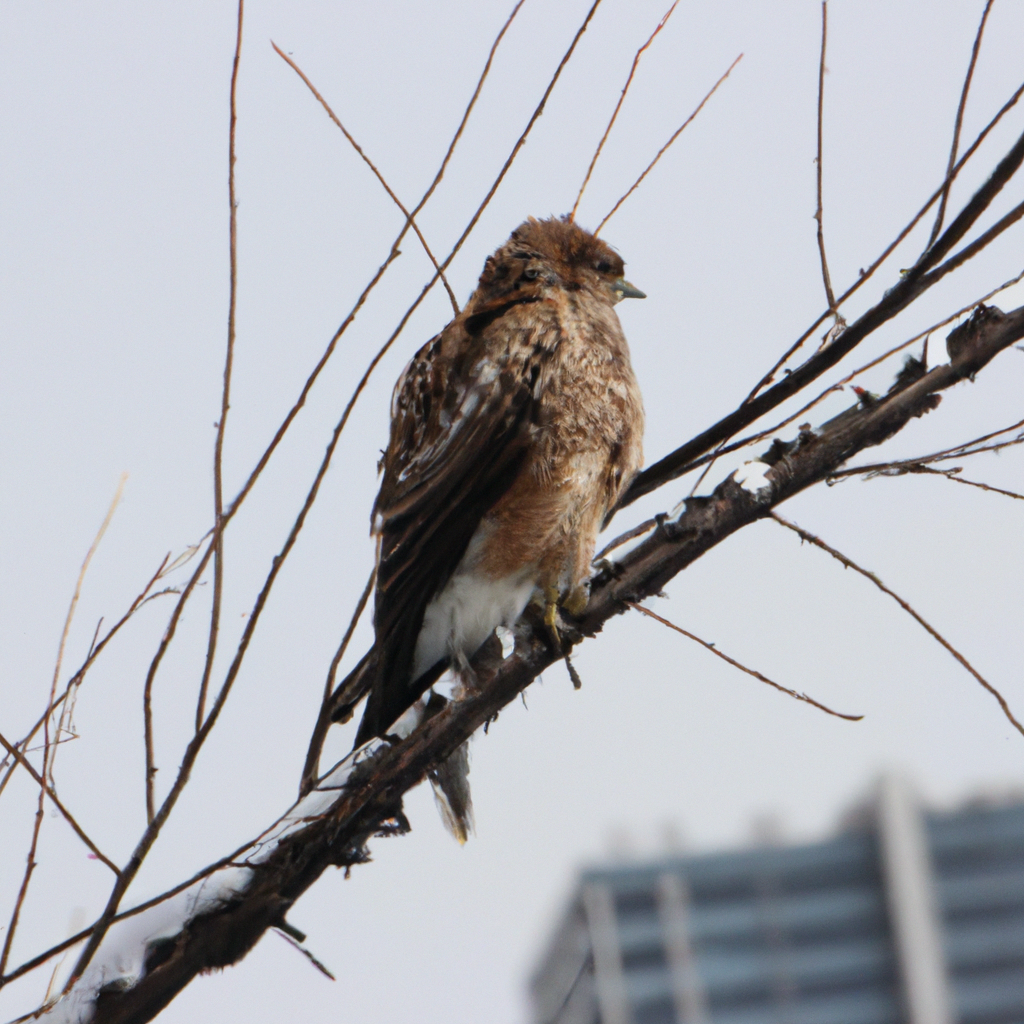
[273, 929, 336, 982]
[300, 567, 376, 795]
[0, 731, 120, 876]
[570, 0, 681, 222]
[194, 0, 245, 762]
[272, 42, 460, 315]
[814, 2, 837, 311]
[626, 600, 862, 720]
[0, 549, 176, 802]
[847, 462, 1024, 501]
[49, 474, 128, 775]
[931, 469, 1024, 501]
[142, 538, 215, 828]
[0, 793, 43, 979]
[921, 196, 1024, 284]
[595, 53, 743, 235]
[770, 511, 1024, 737]
[928, 0, 996, 247]
[0, 474, 126, 977]
[830, 415, 1024, 479]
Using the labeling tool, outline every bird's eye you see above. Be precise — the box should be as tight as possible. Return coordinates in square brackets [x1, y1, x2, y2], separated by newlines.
[524, 267, 540, 280]
[595, 260, 613, 274]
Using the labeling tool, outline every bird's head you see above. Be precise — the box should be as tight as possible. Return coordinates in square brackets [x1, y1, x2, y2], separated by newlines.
[474, 216, 645, 308]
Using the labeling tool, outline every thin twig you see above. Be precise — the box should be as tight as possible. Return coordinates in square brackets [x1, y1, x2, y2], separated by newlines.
[0, 731, 120, 876]
[273, 929, 336, 981]
[595, 516, 658, 560]
[857, 463, 1024, 501]
[921, 197, 1024, 285]
[541, 952, 594, 1024]
[916, 469, 1024, 501]
[928, 0, 995, 248]
[0, 475, 125, 977]
[48, 474, 127, 776]
[225, 254, 401, 533]
[942, 436, 1024, 459]
[144, 542, 213, 825]
[300, 566, 376, 794]
[626, 601, 863, 721]
[814, 2, 837, 310]
[569, 0, 680, 222]
[195, 0, 244, 748]
[0, 794, 43, 979]
[829, 416, 1024, 480]
[595, 53, 742, 234]
[272, 42, 460, 315]
[0, 550, 177, 803]
[771, 512, 1024, 736]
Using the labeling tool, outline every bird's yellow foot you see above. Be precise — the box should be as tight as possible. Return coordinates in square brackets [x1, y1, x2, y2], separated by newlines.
[543, 584, 562, 651]
[563, 584, 589, 617]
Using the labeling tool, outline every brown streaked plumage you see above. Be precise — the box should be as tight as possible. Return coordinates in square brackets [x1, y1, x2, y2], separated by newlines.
[343, 216, 645, 747]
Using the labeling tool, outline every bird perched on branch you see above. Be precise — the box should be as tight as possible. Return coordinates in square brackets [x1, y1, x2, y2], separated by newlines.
[333, 216, 645, 834]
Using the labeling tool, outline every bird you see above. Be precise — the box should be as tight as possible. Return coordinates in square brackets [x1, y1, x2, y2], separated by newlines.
[333, 216, 645, 829]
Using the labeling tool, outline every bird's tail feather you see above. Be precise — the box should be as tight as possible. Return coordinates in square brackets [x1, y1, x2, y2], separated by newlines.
[333, 652, 475, 843]
[429, 740, 474, 844]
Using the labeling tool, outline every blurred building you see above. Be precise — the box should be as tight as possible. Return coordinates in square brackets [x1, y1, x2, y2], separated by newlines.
[529, 777, 1024, 1024]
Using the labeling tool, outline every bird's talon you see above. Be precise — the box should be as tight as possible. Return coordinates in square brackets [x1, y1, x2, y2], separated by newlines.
[543, 585, 562, 651]
[563, 584, 589, 617]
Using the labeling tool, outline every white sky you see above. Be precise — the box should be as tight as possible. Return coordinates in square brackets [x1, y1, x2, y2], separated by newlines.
[2, 1, 1024, 1022]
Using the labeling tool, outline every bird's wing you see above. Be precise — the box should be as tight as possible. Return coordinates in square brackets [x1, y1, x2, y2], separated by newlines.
[355, 298, 554, 743]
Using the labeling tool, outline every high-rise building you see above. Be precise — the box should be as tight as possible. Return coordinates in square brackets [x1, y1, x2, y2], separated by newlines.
[529, 778, 1024, 1024]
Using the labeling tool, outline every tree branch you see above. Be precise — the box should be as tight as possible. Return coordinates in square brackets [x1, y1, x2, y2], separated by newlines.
[76, 300, 1024, 1024]
[623, 122, 1024, 506]
[770, 511, 1024, 736]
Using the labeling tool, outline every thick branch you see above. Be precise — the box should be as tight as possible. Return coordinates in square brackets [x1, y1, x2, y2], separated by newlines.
[79, 302, 1024, 1024]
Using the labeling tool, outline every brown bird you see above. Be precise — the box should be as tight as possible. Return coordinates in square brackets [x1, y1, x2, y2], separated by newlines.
[336, 216, 645, 771]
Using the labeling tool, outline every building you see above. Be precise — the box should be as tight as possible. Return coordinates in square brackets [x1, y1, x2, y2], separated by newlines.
[529, 778, 1024, 1024]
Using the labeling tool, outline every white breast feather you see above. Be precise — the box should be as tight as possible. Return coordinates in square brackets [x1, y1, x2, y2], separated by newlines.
[412, 524, 536, 682]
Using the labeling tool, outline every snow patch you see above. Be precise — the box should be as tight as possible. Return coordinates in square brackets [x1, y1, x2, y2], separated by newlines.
[36, 867, 252, 1023]
[33, 741, 391, 1022]
[734, 460, 773, 497]
[495, 625, 515, 660]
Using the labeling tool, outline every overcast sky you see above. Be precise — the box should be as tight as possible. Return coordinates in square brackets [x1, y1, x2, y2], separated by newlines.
[3, 1, 1024, 1022]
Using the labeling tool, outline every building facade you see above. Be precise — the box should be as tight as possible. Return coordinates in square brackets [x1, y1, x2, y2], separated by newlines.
[529, 779, 1024, 1024]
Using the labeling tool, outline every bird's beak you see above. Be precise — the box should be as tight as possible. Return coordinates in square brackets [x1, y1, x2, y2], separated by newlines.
[613, 278, 646, 302]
